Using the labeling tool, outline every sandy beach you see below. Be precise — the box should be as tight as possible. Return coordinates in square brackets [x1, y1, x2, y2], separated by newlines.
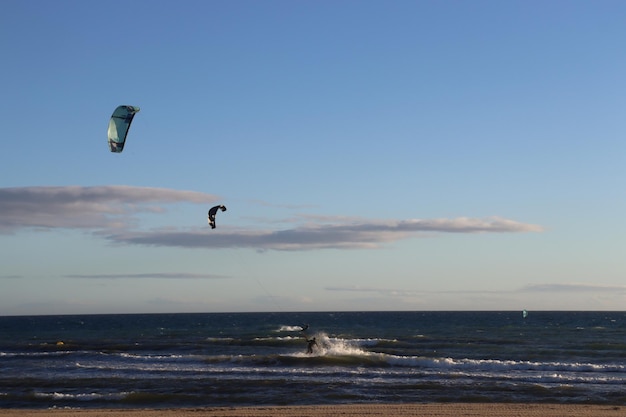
[0, 404, 624, 417]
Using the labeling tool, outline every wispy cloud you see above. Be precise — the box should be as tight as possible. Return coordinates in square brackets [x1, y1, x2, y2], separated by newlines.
[1, 186, 543, 251]
[0, 185, 219, 233]
[325, 286, 424, 297]
[65, 273, 229, 280]
[520, 283, 626, 293]
[327, 283, 626, 296]
[105, 217, 542, 251]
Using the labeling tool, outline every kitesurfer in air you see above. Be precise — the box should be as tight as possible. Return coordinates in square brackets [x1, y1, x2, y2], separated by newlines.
[208, 205, 227, 229]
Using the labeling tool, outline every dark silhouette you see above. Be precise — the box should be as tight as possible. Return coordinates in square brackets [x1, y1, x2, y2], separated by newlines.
[208, 205, 227, 229]
[306, 337, 317, 354]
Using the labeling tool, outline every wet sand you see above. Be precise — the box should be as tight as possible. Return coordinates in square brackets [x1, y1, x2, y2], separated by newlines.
[0, 404, 624, 417]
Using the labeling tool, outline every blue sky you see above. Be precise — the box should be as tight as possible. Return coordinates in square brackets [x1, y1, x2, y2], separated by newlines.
[1, 0, 625, 315]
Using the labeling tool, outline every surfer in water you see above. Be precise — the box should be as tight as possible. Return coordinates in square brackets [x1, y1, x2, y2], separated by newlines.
[306, 337, 317, 354]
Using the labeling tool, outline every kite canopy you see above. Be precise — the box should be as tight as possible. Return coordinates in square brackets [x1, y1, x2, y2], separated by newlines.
[108, 105, 140, 153]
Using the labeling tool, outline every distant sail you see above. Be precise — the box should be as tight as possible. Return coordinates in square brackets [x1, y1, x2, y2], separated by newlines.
[108, 105, 140, 153]
[522, 310, 528, 319]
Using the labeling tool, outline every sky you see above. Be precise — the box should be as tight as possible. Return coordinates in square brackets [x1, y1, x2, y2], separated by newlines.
[1, 0, 625, 315]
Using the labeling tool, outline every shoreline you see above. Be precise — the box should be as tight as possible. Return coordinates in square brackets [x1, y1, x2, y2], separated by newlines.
[0, 404, 624, 417]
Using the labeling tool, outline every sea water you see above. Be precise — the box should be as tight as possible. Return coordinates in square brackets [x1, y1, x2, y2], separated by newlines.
[0, 311, 624, 409]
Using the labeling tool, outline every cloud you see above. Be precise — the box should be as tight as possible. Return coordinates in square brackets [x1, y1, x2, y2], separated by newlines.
[1, 186, 543, 251]
[327, 283, 626, 297]
[520, 283, 626, 293]
[326, 286, 423, 297]
[105, 217, 543, 251]
[65, 272, 229, 280]
[0, 185, 219, 233]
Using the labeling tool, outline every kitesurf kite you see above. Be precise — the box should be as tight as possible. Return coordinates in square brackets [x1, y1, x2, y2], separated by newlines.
[108, 105, 140, 153]
[208, 205, 227, 229]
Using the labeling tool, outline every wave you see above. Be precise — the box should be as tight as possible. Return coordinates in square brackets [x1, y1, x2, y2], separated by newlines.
[12, 338, 622, 378]
[253, 335, 303, 342]
[117, 352, 186, 360]
[404, 357, 626, 373]
[34, 391, 127, 401]
[205, 337, 234, 342]
[197, 332, 626, 377]
[206, 352, 625, 374]
[277, 325, 307, 332]
[0, 350, 73, 358]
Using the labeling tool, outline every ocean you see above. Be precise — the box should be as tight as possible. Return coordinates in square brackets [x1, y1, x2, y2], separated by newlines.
[0, 311, 624, 409]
